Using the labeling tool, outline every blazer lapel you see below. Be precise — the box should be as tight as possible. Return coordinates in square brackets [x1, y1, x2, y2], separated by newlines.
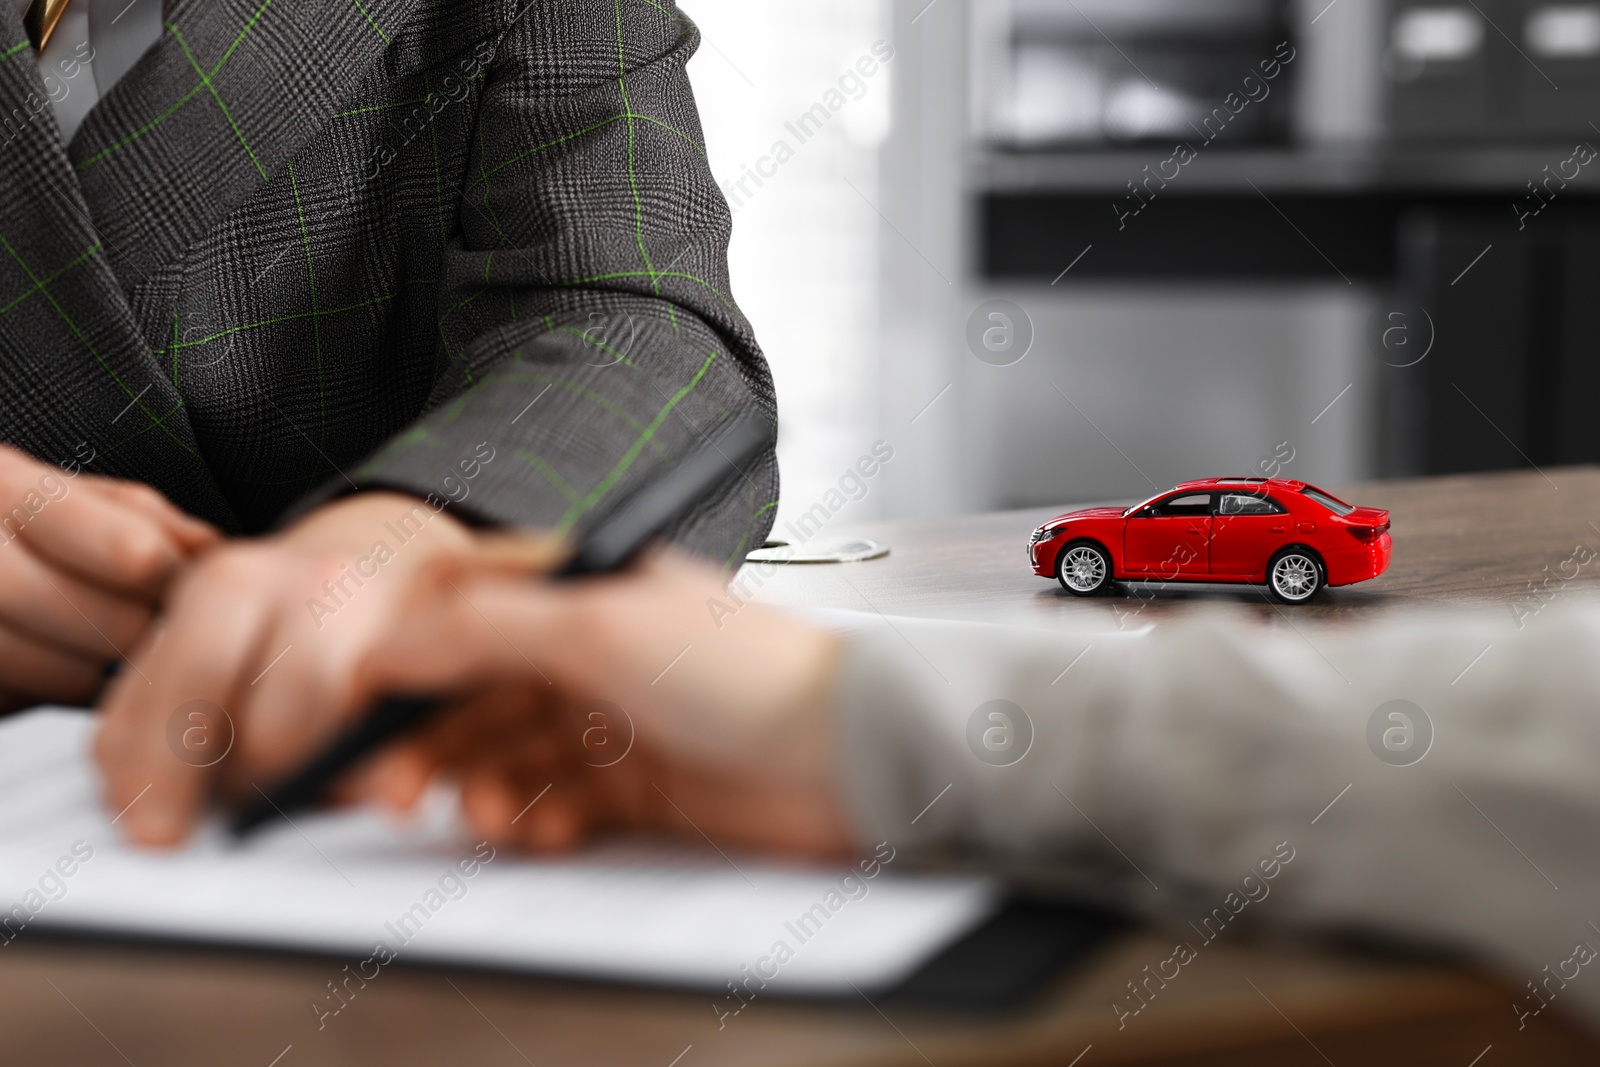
[0, 0, 236, 523]
[68, 0, 421, 292]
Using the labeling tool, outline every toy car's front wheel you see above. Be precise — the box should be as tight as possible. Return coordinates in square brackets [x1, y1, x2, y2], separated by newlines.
[1057, 541, 1113, 596]
[1267, 548, 1324, 603]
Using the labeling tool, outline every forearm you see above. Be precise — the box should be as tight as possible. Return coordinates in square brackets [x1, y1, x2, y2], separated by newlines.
[311, 307, 776, 562]
[834, 602, 1600, 1023]
[285, 3, 777, 564]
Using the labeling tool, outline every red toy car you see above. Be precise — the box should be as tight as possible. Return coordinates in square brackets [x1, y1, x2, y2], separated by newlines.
[1028, 477, 1391, 603]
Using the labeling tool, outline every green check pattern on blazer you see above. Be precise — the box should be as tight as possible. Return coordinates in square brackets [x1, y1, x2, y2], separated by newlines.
[0, 0, 778, 563]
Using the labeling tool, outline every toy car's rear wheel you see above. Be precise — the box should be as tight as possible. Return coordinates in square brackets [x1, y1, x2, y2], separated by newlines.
[1267, 548, 1323, 603]
[1057, 541, 1113, 596]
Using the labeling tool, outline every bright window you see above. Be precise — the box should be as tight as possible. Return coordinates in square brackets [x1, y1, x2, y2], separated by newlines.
[682, 1, 891, 537]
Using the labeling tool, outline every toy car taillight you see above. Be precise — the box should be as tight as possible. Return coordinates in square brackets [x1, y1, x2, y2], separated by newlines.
[1346, 522, 1390, 543]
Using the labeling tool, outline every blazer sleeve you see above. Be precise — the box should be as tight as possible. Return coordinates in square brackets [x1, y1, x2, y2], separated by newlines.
[294, 1, 777, 568]
[831, 602, 1600, 1029]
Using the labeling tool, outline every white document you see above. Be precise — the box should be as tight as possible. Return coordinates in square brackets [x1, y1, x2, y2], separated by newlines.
[0, 709, 996, 995]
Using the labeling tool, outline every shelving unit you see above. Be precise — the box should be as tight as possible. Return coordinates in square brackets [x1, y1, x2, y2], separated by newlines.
[872, 0, 1600, 516]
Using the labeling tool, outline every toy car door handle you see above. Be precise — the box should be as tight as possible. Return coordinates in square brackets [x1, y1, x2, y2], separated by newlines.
[1269, 525, 1287, 532]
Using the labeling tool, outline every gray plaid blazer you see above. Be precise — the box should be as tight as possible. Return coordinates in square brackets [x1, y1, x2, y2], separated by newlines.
[0, 0, 778, 564]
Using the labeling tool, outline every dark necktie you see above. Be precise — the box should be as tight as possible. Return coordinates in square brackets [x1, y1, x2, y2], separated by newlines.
[24, 0, 70, 50]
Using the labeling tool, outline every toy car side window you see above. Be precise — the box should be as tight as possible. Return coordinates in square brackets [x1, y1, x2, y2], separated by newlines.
[1149, 492, 1212, 517]
[1217, 492, 1284, 516]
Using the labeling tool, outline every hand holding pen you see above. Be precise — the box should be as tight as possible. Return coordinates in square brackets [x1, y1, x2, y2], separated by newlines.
[91, 417, 817, 851]
[338, 543, 851, 858]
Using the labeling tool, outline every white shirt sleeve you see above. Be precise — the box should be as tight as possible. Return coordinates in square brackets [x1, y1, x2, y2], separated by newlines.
[26, 0, 97, 143]
[832, 600, 1600, 1029]
[12, 0, 163, 144]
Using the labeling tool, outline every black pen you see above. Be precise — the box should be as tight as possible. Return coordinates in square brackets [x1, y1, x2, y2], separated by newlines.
[228, 414, 774, 839]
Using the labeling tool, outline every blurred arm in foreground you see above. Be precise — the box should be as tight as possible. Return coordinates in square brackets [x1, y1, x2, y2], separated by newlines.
[274, 546, 1600, 1029]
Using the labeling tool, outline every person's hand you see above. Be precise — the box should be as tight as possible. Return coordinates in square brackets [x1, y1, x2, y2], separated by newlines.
[350, 546, 854, 859]
[92, 491, 476, 848]
[0, 445, 218, 714]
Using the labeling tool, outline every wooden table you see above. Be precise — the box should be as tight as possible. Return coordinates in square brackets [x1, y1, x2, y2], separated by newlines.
[5, 469, 1600, 1066]
[746, 466, 1600, 624]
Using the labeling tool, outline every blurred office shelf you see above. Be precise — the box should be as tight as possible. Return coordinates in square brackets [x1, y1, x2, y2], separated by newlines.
[971, 0, 1295, 150]
[972, 145, 1600, 194]
[876, 0, 1600, 518]
[965, 0, 1600, 288]
[1388, 0, 1600, 141]
[979, 191, 1600, 283]
[974, 0, 1600, 152]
